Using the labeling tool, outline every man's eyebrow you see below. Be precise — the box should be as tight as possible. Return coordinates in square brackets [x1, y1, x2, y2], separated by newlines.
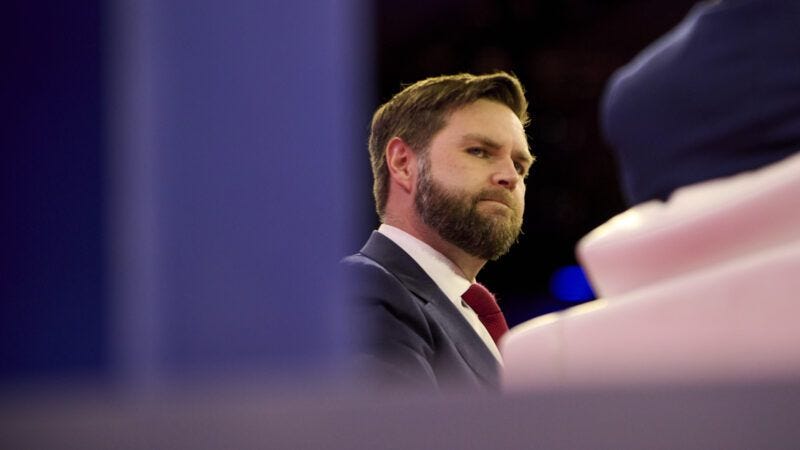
[460, 133, 502, 149]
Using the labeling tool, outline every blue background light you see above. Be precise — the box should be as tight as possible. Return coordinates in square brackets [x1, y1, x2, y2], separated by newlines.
[550, 265, 596, 302]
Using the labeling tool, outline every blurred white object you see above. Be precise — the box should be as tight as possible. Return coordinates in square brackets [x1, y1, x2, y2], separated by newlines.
[502, 151, 800, 390]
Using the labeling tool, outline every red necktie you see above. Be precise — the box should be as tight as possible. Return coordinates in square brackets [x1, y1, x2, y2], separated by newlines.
[461, 283, 509, 345]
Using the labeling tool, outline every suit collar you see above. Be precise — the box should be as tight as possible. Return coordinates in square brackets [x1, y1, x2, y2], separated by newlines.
[360, 231, 499, 387]
[377, 224, 473, 305]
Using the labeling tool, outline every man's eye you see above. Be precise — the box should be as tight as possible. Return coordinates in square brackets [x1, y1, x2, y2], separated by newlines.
[516, 162, 532, 179]
[467, 147, 486, 157]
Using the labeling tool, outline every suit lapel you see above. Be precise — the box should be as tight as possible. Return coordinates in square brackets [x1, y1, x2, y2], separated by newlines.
[360, 231, 499, 385]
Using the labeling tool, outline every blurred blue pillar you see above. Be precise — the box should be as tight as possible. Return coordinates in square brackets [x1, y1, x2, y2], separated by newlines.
[108, 0, 371, 387]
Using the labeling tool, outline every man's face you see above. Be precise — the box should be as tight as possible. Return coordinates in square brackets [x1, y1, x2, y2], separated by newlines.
[414, 99, 532, 261]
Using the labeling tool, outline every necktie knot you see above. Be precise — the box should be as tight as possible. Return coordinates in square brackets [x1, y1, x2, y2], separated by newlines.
[461, 283, 509, 345]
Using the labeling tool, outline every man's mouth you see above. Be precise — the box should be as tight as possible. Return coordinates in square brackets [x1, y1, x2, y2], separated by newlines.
[480, 199, 511, 208]
[478, 191, 516, 210]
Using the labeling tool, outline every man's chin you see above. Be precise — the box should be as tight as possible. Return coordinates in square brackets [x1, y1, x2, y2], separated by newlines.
[467, 224, 522, 258]
[440, 224, 520, 262]
[476, 209, 521, 230]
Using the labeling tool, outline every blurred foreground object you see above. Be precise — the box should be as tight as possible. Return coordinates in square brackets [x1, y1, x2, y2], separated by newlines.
[601, 0, 800, 205]
[502, 151, 800, 389]
[502, 0, 800, 391]
[5, 381, 800, 449]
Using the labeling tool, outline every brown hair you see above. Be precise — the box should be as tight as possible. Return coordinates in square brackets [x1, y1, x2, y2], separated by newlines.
[368, 72, 529, 220]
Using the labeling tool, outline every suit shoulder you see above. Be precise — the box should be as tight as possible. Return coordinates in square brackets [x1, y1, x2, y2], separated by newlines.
[341, 251, 402, 284]
[341, 251, 431, 332]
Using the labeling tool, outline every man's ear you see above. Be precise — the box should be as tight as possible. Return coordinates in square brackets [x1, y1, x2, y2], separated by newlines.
[385, 137, 416, 193]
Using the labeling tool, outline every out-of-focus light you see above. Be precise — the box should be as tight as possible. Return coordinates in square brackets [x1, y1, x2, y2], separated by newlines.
[550, 265, 595, 302]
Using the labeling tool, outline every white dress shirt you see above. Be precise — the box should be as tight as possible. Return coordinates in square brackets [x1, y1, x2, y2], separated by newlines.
[377, 224, 503, 362]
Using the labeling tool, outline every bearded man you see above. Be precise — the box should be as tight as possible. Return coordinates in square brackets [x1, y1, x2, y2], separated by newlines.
[343, 72, 534, 391]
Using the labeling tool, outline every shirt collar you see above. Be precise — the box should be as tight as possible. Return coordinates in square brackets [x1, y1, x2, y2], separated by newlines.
[377, 224, 473, 304]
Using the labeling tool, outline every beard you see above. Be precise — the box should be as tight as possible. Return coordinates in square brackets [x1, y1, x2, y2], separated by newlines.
[414, 159, 523, 261]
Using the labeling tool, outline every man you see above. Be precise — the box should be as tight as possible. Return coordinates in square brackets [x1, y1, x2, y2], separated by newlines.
[343, 72, 533, 390]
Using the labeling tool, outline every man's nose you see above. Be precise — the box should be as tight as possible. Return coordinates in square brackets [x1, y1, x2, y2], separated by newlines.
[492, 158, 520, 190]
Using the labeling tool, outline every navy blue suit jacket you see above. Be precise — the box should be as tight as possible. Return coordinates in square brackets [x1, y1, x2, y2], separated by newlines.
[342, 232, 500, 391]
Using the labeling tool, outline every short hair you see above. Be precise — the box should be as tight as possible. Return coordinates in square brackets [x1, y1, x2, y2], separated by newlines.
[368, 72, 529, 220]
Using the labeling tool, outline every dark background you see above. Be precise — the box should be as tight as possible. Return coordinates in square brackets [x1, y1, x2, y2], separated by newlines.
[2, 0, 699, 381]
[360, 0, 699, 325]
[2, 1, 108, 379]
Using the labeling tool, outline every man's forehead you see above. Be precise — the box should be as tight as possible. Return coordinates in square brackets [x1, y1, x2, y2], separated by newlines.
[453, 100, 524, 128]
[434, 99, 530, 150]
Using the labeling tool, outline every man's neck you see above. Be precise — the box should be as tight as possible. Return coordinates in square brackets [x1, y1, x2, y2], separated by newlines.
[383, 215, 486, 281]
